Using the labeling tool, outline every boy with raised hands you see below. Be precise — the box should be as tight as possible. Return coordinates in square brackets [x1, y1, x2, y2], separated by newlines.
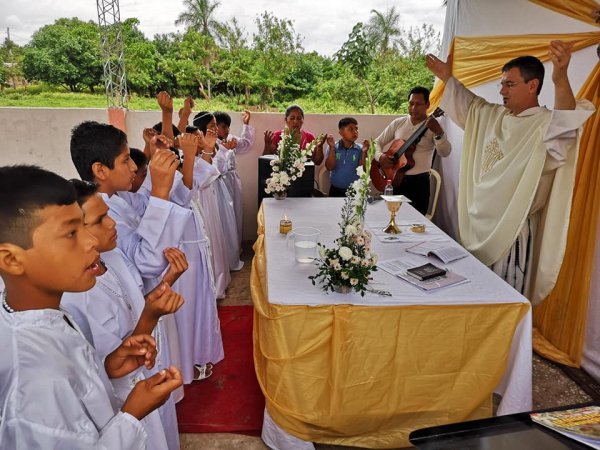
[0, 165, 182, 449]
[62, 180, 188, 450]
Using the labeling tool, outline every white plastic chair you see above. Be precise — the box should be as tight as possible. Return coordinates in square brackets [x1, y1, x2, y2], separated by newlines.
[426, 169, 442, 220]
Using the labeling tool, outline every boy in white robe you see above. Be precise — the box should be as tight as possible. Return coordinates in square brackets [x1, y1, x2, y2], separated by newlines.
[62, 182, 188, 450]
[121, 134, 224, 383]
[0, 165, 182, 449]
[214, 110, 255, 255]
[70, 121, 192, 376]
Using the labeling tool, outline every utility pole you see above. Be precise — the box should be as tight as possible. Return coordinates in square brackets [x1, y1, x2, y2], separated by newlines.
[96, 0, 128, 109]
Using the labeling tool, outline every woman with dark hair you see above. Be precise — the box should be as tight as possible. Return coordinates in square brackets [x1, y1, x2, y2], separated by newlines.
[263, 104, 324, 164]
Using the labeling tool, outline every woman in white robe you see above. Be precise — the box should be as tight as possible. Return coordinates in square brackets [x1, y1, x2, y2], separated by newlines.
[63, 247, 180, 450]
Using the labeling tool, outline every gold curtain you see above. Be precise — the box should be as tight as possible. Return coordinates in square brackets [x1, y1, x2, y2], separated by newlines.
[428, 0, 599, 367]
[529, 0, 600, 27]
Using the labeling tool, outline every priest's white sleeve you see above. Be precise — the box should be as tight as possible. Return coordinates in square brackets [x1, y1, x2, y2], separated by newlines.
[439, 76, 476, 130]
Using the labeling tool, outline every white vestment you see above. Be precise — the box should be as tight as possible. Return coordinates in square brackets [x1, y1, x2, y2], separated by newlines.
[104, 191, 190, 394]
[62, 248, 180, 450]
[441, 76, 594, 302]
[192, 157, 232, 299]
[0, 304, 147, 449]
[119, 171, 224, 384]
[215, 125, 256, 242]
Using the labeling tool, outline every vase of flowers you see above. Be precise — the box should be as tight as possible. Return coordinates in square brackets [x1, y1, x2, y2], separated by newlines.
[265, 127, 321, 198]
[309, 140, 388, 297]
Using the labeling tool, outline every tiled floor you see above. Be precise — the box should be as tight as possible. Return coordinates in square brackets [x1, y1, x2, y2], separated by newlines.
[180, 242, 596, 449]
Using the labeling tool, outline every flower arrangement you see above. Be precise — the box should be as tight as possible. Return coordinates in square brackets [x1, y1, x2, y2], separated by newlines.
[309, 140, 389, 296]
[265, 128, 321, 196]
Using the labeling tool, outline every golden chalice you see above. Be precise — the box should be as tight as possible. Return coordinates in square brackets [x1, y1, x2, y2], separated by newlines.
[383, 197, 403, 234]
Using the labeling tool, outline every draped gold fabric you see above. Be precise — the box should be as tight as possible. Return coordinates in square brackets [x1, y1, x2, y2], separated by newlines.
[428, 0, 599, 367]
[251, 206, 529, 448]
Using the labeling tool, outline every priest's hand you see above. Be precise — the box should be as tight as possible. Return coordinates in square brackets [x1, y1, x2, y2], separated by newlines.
[426, 53, 452, 82]
[122, 367, 183, 420]
[105, 334, 157, 378]
[549, 40, 576, 110]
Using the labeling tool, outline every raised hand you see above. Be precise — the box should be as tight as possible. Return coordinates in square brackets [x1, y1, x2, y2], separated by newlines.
[144, 281, 184, 319]
[263, 130, 274, 155]
[178, 132, 200, 160]
[182, 96, 195, 115]
[202, 129, 217, 151]
[222, 137, 238, 150]
[156, 91, 173, 113]
[143, 127, 158, 145]
[242, 110, 251, 125]
[121, 366, 183, 420]
[162, 247, 189, 286]
[149, 148, 179, 199]
[361, 139, 370, 153]
[425, 53, 453, 82]
[105, 334, 157, 378]
[326, 134, 335, 149]
[549, 40, 573, 80]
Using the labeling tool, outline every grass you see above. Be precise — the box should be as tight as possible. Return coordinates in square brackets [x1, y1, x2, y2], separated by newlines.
[0, 84, 402, 114]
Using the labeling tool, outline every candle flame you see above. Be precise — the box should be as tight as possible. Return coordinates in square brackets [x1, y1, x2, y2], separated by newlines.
[284, 215, 288, 220]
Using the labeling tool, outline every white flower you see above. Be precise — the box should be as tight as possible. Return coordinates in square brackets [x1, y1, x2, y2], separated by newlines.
[270, 160, 276, 166]
[371, 253, 378, 264]
[319, 246, 326, 259]
[350, 278, 359, 286]
[291, 175, 297, 181]
[330, 258, 339, 266]
[333, 262, 342, 271]
[341, 271, 349, 280]
[351, 255, 361, 264]
[355, 236, 364, 246]
[345, 224, 357, 236]
[356, 166, 364, 177]
[339, 246, 352, 261]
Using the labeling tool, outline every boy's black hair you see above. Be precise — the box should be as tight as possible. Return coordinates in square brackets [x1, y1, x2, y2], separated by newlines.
[69, 179, 99, 207]
[0, 165, 77, 249]
[129, 148, 148, 169]
[152, 122, 181, 137]
[408, 86, 430, 103]
[192, 111, 215, 133]
[338, 117, 358, 129]
[502, 56, 545, 95]
[213, 111, 232, 127]
[285, 104, 304, 119]
[70, 121, 128, 182]
[186, 126, 199, 133]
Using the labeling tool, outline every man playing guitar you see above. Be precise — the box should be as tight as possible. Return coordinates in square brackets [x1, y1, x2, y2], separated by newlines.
[374, 86, 452, 215]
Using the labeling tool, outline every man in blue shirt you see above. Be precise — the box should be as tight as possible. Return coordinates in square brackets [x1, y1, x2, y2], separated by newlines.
[325, 117, 368, 197]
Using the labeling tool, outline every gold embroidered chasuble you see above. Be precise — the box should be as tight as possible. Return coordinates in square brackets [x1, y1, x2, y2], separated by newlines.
[459, 98, 579, 302]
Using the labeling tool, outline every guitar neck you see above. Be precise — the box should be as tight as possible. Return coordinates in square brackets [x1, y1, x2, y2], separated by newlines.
[393, 123, 428, 158]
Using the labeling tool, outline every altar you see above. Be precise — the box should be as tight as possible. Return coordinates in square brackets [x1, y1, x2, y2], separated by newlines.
[251, 197, 532, 449]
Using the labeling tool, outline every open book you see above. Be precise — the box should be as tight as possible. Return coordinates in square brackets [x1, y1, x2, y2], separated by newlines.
[406, 242, 469, 264]
[531, 406, 600, 449]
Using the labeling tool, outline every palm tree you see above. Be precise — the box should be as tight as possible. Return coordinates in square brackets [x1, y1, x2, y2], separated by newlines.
[175, 0, 222, 39]
[366, 7, 402, 54]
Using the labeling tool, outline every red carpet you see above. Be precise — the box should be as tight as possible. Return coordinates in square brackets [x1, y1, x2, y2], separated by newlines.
[176, 305, 265, 435]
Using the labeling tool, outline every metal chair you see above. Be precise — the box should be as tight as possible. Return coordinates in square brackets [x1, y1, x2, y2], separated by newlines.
[425, 169, 442, 220]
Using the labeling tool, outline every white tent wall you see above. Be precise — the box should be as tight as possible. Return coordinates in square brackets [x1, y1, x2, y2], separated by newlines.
[437, 0, 600, 381]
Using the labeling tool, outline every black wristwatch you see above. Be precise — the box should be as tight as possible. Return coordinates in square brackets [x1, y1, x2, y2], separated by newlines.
[434, 132, 444, 140]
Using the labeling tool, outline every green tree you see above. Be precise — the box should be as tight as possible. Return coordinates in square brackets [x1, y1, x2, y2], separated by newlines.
[251, 11, 302, 108]
[175, 0, 222, 39]
[366, 7, 402, 55]
[121, 19, 161, 96]
[0, 38, 24, 89]
[398, 24, 441, 58]
[22, 18, 102, 92]
[335, 23, 376, 113]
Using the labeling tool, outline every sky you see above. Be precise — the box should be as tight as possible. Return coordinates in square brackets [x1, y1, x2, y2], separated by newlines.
[0, 0, 447, 56]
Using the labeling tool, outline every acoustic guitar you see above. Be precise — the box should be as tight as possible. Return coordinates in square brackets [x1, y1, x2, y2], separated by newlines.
[370, 107, 444, 192]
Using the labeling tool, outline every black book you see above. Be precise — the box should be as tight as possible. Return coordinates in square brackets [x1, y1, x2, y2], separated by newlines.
[406, 263, 447, 281]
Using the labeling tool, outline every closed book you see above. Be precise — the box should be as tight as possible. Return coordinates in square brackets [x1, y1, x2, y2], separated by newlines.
[406, 263, 446, 281]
